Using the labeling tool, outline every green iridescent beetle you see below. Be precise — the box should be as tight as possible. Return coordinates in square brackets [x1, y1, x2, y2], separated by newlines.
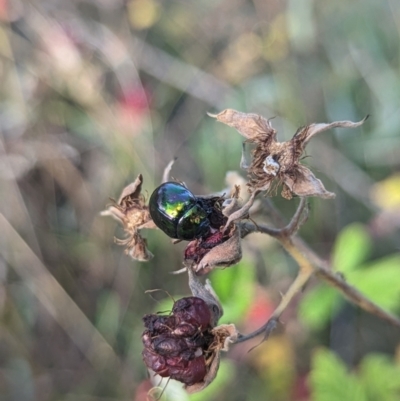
[149, 182, 211, 240]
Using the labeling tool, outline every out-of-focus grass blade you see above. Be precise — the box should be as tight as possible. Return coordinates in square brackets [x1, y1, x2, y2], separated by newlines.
[0, 213, 118, 370]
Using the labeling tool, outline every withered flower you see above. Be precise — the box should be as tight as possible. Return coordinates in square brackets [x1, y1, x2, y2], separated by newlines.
[142, 296, 213, 386]
[101, 174, 155, 261]
[142, 267, 238, 393]
[209, 109, 367, 199]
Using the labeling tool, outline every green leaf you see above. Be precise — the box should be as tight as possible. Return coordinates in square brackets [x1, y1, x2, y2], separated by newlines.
[347, 254, 400, 311]
[209, 263, 239, 304]
[210, 259, 255, 323]
[309, 348, 367, 401]
[332, 223, 371, 273]
[358, 354, 400, 401]
[298, 284, 339, 330]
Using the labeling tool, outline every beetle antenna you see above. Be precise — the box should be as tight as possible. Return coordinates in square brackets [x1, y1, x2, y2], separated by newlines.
[145, 289, 176, 304]
[147, 376, 171, 401]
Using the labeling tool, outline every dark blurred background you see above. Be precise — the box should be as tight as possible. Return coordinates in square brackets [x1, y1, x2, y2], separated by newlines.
[1, 0, 400, 400]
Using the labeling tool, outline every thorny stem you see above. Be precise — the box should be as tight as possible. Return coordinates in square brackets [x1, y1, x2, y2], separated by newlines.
[235, 244, 313, 343]
[234, 197, 400, 344]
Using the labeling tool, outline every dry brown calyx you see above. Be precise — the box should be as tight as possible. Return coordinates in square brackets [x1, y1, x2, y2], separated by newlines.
[101, 174, 156, 261]
[209, 109, 368, 199]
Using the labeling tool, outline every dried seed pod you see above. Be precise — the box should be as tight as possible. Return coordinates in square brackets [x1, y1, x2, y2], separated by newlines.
[143, 269, 238, 392]
[142, 296, 214, 386]
[101, 174, 156, 261]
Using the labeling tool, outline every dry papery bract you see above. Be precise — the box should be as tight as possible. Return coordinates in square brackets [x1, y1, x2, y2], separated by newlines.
[209, 109, 367, 199]
[185, 323, 238, 393]
[101, 174, 156, 261]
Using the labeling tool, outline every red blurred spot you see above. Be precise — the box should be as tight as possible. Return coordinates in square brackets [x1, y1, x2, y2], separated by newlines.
[119, 87, 151, 112]
[292, 374, 310, 401]
[245, 290, 275, 330]
[133, 379, 153, 401]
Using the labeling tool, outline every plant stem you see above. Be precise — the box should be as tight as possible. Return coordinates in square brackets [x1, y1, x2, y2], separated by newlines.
[234, 197, 400, 344]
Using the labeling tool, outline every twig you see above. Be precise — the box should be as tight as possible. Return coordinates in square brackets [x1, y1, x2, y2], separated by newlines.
[315, 267, 400, 328]
[235, 199, 315, 343]
[281, 197, 309, 236]
[234, 197, 400, 344]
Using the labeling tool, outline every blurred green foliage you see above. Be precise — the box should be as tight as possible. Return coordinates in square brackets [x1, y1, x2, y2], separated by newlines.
[310, 349, 400, 401]
[300, 223, 400, 330]
[0, 0, 399, 400]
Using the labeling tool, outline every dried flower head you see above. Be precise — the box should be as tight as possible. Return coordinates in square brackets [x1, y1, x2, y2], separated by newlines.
[142, 296, 213, 386]
[209, 109, 367, 199]
[101, 174, 155, 261]
[142, 267, 237, 393]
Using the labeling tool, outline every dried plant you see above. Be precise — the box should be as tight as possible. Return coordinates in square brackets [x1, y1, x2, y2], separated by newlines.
[101, 174, 156, 261]
[105, 110, 400, 393]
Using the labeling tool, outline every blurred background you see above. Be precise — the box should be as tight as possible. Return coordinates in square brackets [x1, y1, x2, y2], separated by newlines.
[1, 0, 400, 400]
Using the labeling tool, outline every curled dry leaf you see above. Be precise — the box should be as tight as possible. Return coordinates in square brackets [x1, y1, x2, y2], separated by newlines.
[101, 174, 156, 261]
[210, 109, 367, 199]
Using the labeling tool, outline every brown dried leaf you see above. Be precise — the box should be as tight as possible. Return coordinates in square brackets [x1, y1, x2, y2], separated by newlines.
[283, 165, 335, 199]
[117, 174, 143, 203]
[293, 116, 368, 147]
[208, 109, 276, 141]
